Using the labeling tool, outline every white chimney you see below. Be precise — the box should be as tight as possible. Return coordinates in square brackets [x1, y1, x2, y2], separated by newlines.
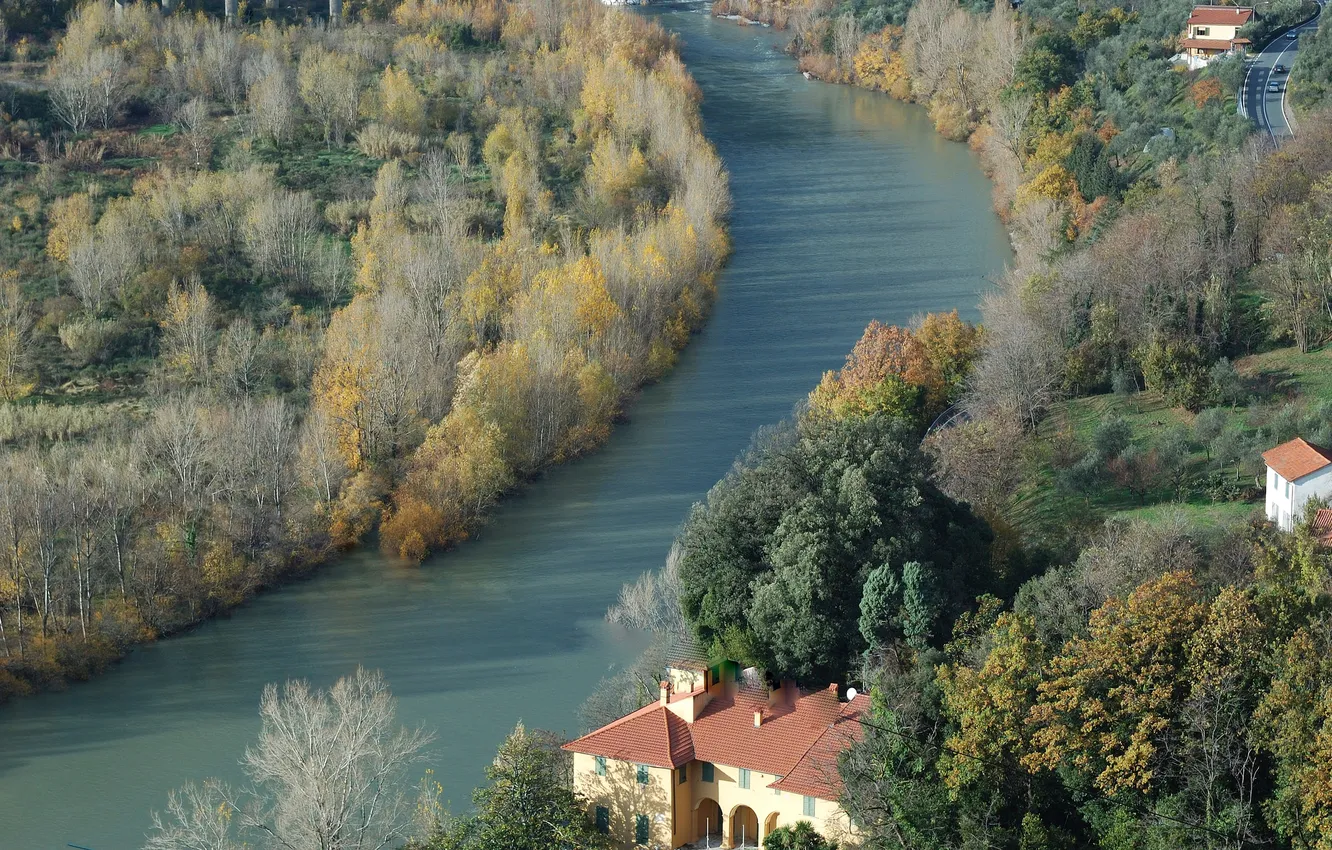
[753, 710, 763, 728]
[660, 681, 670, 706]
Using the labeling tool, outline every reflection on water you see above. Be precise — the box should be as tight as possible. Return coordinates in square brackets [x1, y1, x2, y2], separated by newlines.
[0, 6, 1009, 849]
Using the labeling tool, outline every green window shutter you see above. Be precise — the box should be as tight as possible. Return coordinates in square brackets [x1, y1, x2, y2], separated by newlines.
[739, 768, 750, 789]
[637, 764, 649, 784]
[595, 806, 609, 834]
[677, 765, 687, 785]
[636, 813, 650, 844]
[595, 756, 606, 776]
[702, 761, 714, 782]
[803, 795, 816, 816]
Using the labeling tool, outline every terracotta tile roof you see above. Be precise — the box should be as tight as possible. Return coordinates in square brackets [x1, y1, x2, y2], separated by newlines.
[770, 718, 862, 799]
[1314, 508, 1332, 542]
[564, 700, 695, 769]
[664, 633, 709, 670]
[1187, 6, 1254, 26]
[564, 686, 869, 799]
[1263, 438, 1332, 482]
[1182, 37, 1242, 50]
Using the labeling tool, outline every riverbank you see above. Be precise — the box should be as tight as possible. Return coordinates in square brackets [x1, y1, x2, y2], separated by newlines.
[0, 7, 1009, 845]
[0, 0, 728, 704]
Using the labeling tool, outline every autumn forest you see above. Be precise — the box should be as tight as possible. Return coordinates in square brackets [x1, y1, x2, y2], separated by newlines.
[0, 0, 729, 700]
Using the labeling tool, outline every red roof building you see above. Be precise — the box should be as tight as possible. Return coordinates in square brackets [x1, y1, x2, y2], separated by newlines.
[1262, 437, 1332, 482]
[1181, 6, 1255, 59]
[1264, 438, 1332, 532]
[1186, 5, 1254, 27]
[564, 664, 867, 848]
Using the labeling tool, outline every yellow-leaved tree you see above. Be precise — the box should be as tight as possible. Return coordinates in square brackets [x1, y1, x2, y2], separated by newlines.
[377, 65, 426, 135]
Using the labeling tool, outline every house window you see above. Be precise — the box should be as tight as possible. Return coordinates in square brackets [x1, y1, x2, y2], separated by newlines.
[702, 762, 715, 782]
[739, 768, 751, 789]
[677, 765, 687, 785]
[595, 756, 606, 776]
[637, 764, 649, 785]
[803, 795, 816, 816]
[636, 814, 650, 844]
[595, 806, 610, 834]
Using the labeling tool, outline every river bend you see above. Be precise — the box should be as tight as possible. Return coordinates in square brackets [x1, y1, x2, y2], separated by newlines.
[0, 6, 1009, 847]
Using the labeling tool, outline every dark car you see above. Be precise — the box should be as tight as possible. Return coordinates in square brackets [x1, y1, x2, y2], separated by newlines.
[1275, 63, 1288, 73]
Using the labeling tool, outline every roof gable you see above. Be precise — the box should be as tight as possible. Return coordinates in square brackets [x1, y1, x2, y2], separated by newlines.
[562, 701, 694, 769]
[1263, 438, 1332, 482]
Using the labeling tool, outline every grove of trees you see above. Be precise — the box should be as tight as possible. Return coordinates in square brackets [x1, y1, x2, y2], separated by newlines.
[0, 0, 728, 700]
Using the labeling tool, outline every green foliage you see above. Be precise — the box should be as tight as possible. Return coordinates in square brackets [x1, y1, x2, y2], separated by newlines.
[1065, 133, 1117, 200]
[1138, 340, 1211, 412]
[678, 412, 993, 684]
[1013, 30, 1080, 94]
[420, 724, 612, 850]
[1093, 415, 1132, 460]
[763, 821, 838, 850]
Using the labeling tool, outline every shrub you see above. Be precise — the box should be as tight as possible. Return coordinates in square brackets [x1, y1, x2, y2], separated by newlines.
[355, 122, 421, 160]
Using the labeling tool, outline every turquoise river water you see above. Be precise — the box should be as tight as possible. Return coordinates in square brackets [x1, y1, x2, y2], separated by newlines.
[0, 5, 1009, 848]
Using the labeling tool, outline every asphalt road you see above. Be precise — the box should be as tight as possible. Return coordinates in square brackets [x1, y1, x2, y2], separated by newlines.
[1241, 6, 1324, 141]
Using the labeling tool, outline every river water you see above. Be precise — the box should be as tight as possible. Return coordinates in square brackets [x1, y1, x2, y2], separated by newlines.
[0, 6, 1009, 848]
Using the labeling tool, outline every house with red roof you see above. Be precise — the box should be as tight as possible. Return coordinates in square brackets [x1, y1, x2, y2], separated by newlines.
[563, 660, 867, 848]
[1181, 5, 1254, 61]
[1262, 437, 1332, 530]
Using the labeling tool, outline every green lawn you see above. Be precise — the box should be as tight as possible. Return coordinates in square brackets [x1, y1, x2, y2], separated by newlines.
[1237, 346, 1332, 400]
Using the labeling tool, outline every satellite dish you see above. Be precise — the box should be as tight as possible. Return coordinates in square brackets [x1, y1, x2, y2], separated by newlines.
[845, 687, 858, 702]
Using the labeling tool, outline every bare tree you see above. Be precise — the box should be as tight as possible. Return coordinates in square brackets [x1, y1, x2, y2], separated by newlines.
[607, 541, 688, 636]
[174, 98, 213, 168]
[148, 396, 213, 521]
[161, 278, 216, 384]
[312, 238, 352, 312]
[832, 13, 860, 77]
[446, 133, 472, 176]
[0, 279, 34, 401]
[298, 47, 361, 145]
[989, 93, 1032, 163]
[245, 52, 299, 144]
[214, 318, 264, 398]
[968, 282, 1063, 431]
[147, 668, 432, 850]
[244, 190, 320, 290]
[146, 780, 243, 850]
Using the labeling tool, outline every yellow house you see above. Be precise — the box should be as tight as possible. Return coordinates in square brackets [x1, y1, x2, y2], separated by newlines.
[563, 662, 867, 848]
[1181, 5, 1254, 60]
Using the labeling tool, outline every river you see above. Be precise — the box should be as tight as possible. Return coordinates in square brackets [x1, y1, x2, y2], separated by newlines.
[0, 6, 1009, 848]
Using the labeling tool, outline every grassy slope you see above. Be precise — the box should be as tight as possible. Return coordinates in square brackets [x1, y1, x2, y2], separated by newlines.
[1007, 345, 1332, 538]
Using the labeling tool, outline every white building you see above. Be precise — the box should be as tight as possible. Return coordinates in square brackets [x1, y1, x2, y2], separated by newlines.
[1262, 438, 1332, 531]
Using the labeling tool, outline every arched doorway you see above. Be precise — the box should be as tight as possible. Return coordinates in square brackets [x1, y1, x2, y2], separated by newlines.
[730, 805, 759, 848]
[695, 798, 722, 847]
[764, 812, 779, 841]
